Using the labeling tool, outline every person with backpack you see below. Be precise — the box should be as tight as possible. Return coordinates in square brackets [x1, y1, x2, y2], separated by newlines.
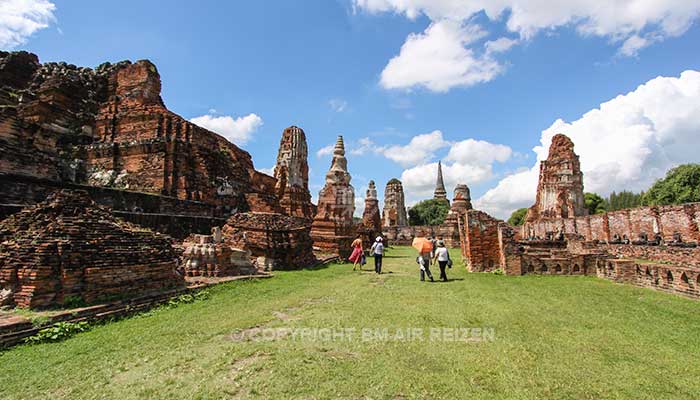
[369, 236, 384, 274]
[432, 240, 451, 282]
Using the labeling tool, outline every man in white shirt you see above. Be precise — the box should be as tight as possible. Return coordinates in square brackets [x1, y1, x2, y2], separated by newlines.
[370, 236, 385, 274]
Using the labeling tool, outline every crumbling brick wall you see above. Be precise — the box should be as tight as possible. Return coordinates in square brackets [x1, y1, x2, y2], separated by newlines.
[222, 212, 316, 270]
[597, 260, 699, 299]
[0, 51, 281, 220]
[524, 203, 700, 245]
[463, 210, 502, 272]
[0, 190, 184, 308]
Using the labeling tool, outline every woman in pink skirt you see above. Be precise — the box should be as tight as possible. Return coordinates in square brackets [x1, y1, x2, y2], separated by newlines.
[348, 236, 363, 271]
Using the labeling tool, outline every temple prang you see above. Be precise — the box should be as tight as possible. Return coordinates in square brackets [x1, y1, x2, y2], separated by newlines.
[433, 161, 448, 204]
[382, 178, 408, 228]
[525, 133, 585, 222]
[273, 125, 315, 219]
[310, 135, 356, 257]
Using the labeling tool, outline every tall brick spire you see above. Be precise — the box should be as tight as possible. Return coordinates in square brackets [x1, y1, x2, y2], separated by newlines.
[433, 161, 447, 201]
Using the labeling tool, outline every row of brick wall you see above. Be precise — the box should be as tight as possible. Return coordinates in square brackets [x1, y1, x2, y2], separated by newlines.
[523, 203, 700, 244]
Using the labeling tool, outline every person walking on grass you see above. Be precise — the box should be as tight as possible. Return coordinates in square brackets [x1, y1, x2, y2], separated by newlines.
[348, 236, 364, 271]
[433, 240, 450, 282]
[417, 251, 434, 282]
[370, 236, 384, 274]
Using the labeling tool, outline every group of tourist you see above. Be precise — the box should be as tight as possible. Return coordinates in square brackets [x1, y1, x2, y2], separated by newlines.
[348, 236, 385, 274]
[416, 236, 451, 282]
[347, 235, 451, 282]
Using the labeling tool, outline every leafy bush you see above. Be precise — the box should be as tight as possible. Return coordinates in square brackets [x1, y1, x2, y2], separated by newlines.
[408, 199, 450, 226]
[25, 321, 90, 344]
[507, 208, 528, 226]
[584, 193, 607, 215]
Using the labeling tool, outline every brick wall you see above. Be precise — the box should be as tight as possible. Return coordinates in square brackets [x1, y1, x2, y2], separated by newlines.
[463, 210, 502, 272]
[597, 259, 699, 300]
[524, 203, 700, 244]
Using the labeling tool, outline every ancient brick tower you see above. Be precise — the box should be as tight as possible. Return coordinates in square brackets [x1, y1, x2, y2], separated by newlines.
[382, 178, 408, 227]
[526, 134, 585, 222]
[433, 161, 448, 203]
[362, 181, 381, 231]
[310, 136, 356, 257]
[273, 126, 314, 219]
[444, 184, 473, 247]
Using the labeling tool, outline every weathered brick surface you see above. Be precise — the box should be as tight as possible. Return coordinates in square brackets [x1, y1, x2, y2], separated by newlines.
[444, 184, 472, 248]
[180, 229, 257, 277]
[526, 134, 585, 222]
[382, 178, 407, 227]
[596, 259, 699, 299]
[524, 203, 700, 269]
[358, 181, 382, 247]
[0, 190, 184, 308]
[310, 136, 356, 257]
[273, 126, 314, 219]
[463, 210, 502, 272]
[223, 212, 316, 270]
[0, 51, 281, 218]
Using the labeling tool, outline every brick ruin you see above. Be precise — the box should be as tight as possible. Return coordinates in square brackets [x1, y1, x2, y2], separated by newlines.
[455, 133, 700, 300]
[222, 212, 316, 270]
[180, 228, 257, 277]
[526, 134, 585, 222]
[358, 180, 382, 246]
[273, 126, 315, 219]
[310, 136, 356, 257]
[0, 51, 281, 232]
[433, 161, 449, 204]
[0, 51, 326, 308]
[382, 178, 408, 228]
[382, 182, 469, 247]
[0, 190, 184, 308]
[443, 184, 472, 247]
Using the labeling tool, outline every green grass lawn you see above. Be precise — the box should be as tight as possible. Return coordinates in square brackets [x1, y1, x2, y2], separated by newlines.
[1, 246, 699, 399]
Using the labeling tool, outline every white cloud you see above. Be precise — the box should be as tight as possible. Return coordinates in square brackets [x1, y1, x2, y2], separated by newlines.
[380, 20, 503, 92]
[355, 193, 366, 217]
[485, 37, 519, 54]
[316, 144, 335, 158]
[355, 0, 700, 91]
[258, 166, 275, 176]
[401, 161, 496, 204]
[446, 138, 512, 165]
[0, 0, 56, 48]
[190, 113, 262, 145]
[475, 69, 700, 219]
[619, 34, 652, 56]
[381, 130, 450, 166]
[350, 137, 383, 156]
[381, 134, 513, 205]
[329, 98, 348, 112]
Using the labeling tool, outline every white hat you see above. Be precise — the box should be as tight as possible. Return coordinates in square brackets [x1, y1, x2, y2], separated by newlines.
[375, 236, 383, 242]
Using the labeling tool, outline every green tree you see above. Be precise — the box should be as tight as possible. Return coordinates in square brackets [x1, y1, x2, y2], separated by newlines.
[507, 208, 528, 226]
[408, 199, 450, 226]
[643, 164, 700, 206]
[604, 190, 644, 211]
[584, 193, 606, 215]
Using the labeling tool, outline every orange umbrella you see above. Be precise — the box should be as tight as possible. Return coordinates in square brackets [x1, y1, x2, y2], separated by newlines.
[412, 237, 433, 253]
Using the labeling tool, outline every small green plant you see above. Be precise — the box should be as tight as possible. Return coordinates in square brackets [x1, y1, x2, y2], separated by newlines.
[62, 295, 87, 309]
[24, 321, 90, 344]
[492, 268, 504, 275]
[165, 290, 211, 308]
[30, 315, 51, 328]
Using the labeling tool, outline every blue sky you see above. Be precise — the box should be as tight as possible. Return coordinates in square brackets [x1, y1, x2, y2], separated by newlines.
[3, 0, 700, 218]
